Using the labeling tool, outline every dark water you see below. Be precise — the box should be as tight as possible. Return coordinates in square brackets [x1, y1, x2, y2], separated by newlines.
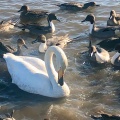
[0, 0, 120, 120]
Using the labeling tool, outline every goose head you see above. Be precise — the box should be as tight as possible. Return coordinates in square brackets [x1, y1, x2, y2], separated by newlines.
[17, 38, 28, 49]
[18, 5, 29, 12]
[109, 10, 117, 19]
[84, 2, 100, 8]
[32, 34, 46, 44]
[81, 14, 95, 24]
[47, 13, 60, 22]
[32, 34, 47, 53]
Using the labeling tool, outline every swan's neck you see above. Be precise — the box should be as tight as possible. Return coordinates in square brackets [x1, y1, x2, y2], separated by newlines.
[111, 52, 120, 64]
[48, 20, 55, 33]
[89, 23, 94, 34]
[44, 47, 67, 87]
[39, 43, 47, 53]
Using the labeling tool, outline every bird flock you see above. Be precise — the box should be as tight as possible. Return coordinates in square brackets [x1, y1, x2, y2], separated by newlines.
[0, 1, 120, 120]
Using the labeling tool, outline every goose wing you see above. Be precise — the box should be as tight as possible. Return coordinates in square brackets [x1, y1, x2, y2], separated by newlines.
[46, 34, 71, 48]
[26, 10, 48, 18]
[97, 38, 120, 51]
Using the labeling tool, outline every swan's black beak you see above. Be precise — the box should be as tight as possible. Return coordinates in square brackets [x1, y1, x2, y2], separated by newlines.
[58, 69, 64, 86]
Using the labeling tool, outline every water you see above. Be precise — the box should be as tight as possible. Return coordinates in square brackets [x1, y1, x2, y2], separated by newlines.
[0, 0, 120, 120]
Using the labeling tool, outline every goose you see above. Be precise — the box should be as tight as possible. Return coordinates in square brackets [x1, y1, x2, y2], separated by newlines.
[56, 2, 100, 11]
[0, 38, 28, 58]
[107, 10, 120, 26]
[18, 5, 48, 24]
[0, 110, 15, 120]
[3, 46, 70, 98]
[15, 13, 60, 35]
[97, 38, 120, 52]
[81, 14, 117, 38]
[0, 16, 19, 31]
[111, 44, 120, 67]
[88, 40, 110, 63]
[91, 113, 120, 120]
[32, 34, 71, 53]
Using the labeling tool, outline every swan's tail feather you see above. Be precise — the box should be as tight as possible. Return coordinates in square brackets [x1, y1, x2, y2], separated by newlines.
[3, 53, 14, 59]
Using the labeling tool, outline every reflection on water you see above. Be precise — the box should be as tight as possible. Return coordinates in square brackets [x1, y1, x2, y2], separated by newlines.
[0, 0, 120, 120]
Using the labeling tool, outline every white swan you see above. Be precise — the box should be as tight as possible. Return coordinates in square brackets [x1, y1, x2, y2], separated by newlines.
[4, 46, 70, 98]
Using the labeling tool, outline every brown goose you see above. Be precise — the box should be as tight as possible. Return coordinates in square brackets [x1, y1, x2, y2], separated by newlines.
[18, 5, 48, 24]
[107, 10, 120, 26]
[57, 2, 100, 11]
[15, 13, 60, 35]
[0, 38, 28, 58]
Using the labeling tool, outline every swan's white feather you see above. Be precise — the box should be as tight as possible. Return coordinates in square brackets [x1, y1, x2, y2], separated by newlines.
[3, 46, 70, 98]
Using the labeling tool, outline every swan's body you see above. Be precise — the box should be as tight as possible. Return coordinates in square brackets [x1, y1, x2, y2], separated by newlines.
[4, 46, 70, 98]
[32, 34, 71, 53]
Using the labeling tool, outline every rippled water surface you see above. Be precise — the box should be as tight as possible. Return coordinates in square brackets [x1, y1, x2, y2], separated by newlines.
[0, 0, 120, 120]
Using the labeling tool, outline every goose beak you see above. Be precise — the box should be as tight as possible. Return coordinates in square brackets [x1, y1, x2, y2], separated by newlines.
[23, 44, 28, 49]
[32, 39, 38, 44]
[81, 19, 86, 22]
[95, 4, 100, 6]
[56, 18, 60, 22]
[18, 9, 22, 12]
[58, 69, 64, 86]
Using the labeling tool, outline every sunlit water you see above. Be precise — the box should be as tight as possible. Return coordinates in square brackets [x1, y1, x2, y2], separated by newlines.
[0, 0, 120, 120]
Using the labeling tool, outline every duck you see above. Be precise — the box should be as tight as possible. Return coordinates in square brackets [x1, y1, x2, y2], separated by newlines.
[88, 40, 110, 63]
[3, 46, 70, 98]
[18, 5, 48, 24]
[0, 110, 15, 120]
[97, 38, 120, 52]
[111, 44, 120, 67]
[91, 113, 120, 120]
[81, 14, 117, 38]
[56, 2, 100, 11]
[107, 10, 120, 26]
[0, 17, 19, 31]
[32, 34, 71, 53]
[15, 13, 60, 35]
[0, 38, 28, 58]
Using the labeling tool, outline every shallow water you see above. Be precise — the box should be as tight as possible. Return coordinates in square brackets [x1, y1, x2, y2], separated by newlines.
[0, 0, 120, 120]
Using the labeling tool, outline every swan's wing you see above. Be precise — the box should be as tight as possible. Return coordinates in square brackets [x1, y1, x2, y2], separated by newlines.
[19, 56, 47, 73]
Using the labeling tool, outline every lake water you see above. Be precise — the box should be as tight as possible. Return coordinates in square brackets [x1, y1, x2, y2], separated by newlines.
[0, 0, 120, 120]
